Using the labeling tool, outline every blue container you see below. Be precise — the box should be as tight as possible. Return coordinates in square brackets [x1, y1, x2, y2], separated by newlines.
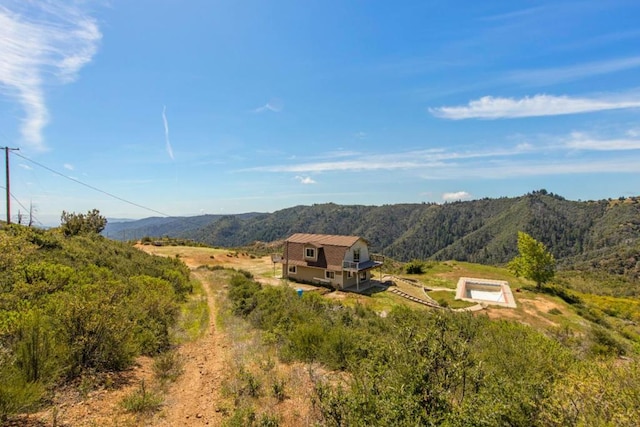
[296, 288, 303, 298]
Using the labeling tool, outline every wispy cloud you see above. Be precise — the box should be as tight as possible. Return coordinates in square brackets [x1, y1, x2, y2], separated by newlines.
[243, 127, 640, 180]
[63, 163, 74, 171]
[430, 94, 640, 119]
[0, 1, 101, 150]
[253, 98, 283, 113]
[565, 132, 640, 151]
[423, 158, 640, 180]
[162, 106, 175, 160]
[508, 56, 640, 86]
[247, 146, 528, 173]
[19, 163, 32, 170]
[442, 191, 472, 201]
[480, 5, 554, 24]
[295, 176, 316, 185]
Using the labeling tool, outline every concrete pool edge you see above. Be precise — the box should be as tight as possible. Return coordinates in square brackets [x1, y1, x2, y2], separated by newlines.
[455, 277, 517, 308]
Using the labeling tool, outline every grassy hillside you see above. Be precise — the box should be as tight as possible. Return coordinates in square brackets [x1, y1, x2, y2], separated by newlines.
[0, 224, 193, 421]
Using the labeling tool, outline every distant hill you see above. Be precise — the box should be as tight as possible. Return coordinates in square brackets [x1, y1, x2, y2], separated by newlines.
[103, 213, 263, 240]
[104, 191, 640, 278]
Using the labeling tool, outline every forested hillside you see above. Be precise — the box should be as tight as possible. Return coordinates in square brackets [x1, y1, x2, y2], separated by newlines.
[105, 191, 640, 278]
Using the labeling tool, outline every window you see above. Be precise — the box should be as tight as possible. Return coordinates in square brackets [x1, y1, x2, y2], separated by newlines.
[353, 249, 360, 263]
[325, 270, 335, 280]
[347, 271, 354, 278]
[305, 247, 316, 259]
[360, 272, 367, 281]
[288, 265, 297, 274]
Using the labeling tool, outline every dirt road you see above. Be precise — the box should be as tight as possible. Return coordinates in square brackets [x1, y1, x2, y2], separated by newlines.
[152, 270, 227, 426]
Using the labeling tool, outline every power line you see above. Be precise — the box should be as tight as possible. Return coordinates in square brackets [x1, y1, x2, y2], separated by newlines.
[10, 152, 218, 236]
[0, 184, 42, 226]
[11, 193, 42, 226]
[13, 151, 175, 218]
[0, 185, 44, 226]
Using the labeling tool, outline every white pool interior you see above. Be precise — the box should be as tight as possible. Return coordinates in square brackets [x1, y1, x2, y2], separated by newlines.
[456, 278, 516, 308]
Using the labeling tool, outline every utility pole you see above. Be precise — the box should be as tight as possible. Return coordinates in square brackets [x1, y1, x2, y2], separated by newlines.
[2, 147, 19, 224]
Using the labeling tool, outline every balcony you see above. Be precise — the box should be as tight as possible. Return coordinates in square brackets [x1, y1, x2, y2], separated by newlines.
[342, 254, 384, 271]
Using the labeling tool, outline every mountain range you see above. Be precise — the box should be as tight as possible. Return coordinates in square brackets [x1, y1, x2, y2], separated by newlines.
[103, 190, 640, 278]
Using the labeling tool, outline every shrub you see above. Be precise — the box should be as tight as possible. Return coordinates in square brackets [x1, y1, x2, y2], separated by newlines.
[48, 283, 137, 377]
[404, 260, 424, 274]
[120, 381, 163, 413]
[237, 269, 254, 279]
[60, 209, 107, 236]
[271, 378, 286, 402]
[543, 284, 582, 305]
[258, 413, 280, 426]
[153, 349, 183, 384]
[285, 322, 325, 362]
[228, 275, 262, 317]
[224, 405, 256, 427]
[0, 355, 44, 422]
[589, 325, 628, 356]
[14, 310, 57, 384]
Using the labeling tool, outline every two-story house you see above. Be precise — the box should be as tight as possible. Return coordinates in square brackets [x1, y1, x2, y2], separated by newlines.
[281, 233, 383, 290]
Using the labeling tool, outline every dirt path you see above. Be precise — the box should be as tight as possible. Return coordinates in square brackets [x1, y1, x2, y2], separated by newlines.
[152, 269, 227, 426]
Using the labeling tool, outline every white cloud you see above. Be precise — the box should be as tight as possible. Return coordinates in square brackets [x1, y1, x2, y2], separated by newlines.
[253, 98, 283, 113]
[242, 127, 640, 182]
[248, 147, 528, 173]
[19, 163, 32, 170]
[442, 191, 472, 201]
[63, 163, 74, 171]
[295, 176, 316, 185]
[162, 106, 175, 160]
[430, 94, 640, 119]
[0, 1, 101, 150]
[565, 132, 640, 151]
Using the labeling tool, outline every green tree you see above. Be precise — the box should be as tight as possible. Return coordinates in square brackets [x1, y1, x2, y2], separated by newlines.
[60, 209, 107, 236]
[509, 231, 556, 290]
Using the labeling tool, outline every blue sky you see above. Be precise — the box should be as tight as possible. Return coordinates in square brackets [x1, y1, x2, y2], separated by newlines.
[1, 0, 640, 225]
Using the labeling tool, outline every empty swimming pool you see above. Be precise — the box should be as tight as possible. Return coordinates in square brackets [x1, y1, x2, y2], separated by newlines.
[455, 277, 517, 308]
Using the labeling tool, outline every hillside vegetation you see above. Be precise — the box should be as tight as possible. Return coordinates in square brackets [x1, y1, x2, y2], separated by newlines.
[220, 272, 640, 426]
[4, 233, 637, 425]
[105, 191, 640, 280]
[0, 223, 192, 421]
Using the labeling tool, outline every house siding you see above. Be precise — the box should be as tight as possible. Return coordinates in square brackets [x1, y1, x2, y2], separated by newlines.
[288, 265, 344, 287]
[345, 240, 370, 263]
[281, 233, 380, 290]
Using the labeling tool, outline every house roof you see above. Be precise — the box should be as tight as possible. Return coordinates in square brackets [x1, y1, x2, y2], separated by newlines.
[285, 233, 361, 247]
[284, 233, 363, 271]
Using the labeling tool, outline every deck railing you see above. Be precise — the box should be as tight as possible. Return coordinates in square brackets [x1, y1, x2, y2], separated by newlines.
[342, 254, 384, 270]
[342, 261, 360, 270]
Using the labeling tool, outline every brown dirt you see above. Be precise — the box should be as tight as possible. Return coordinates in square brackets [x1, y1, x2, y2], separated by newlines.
[149, 269, 228, 426]
[485, 293, 562, 327]
[11, 359, 155, 426]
